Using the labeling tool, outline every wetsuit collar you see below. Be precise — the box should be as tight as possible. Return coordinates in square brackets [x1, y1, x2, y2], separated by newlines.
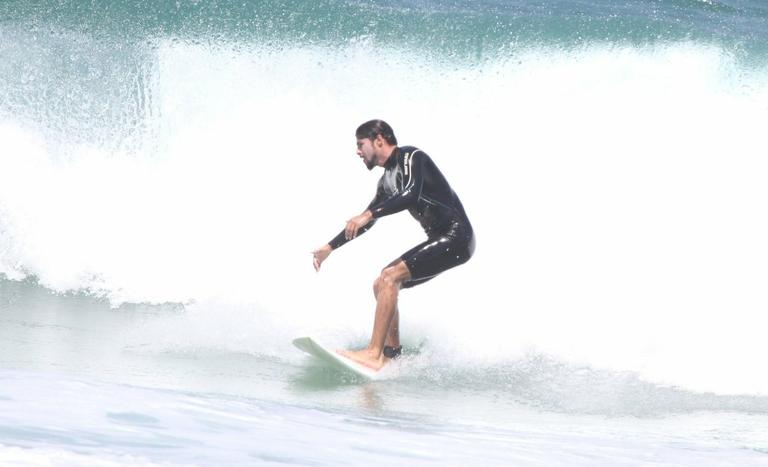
[384, 147, 399, 169]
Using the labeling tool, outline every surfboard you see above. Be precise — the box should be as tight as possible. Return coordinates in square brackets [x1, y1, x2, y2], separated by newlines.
[292, 337, 381, 380]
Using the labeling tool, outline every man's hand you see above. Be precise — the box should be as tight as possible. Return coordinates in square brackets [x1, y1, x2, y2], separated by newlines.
[345, 210, 373, 241]
[312, 244, 332, 271]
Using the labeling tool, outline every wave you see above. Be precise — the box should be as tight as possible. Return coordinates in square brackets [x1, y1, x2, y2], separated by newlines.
[4, 276, 768, 419]
[2, 36, 768, 396]
[3, 0, 767, 49]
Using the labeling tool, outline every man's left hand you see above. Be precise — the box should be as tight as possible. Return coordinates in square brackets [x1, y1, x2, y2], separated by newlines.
[345, 210, 373, 240]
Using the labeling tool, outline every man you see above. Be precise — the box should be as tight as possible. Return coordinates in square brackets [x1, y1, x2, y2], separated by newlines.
[312, 120, 475, 370]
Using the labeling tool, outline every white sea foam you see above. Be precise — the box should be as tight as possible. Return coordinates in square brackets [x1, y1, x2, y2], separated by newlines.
[1, 41, 767, 395]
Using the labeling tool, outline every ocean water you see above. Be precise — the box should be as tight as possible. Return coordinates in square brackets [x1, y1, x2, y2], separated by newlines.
[2, 0, 768, 465]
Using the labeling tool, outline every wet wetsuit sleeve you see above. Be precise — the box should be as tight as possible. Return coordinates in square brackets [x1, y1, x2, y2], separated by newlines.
[369, 150, 424, 219]
[327, 183, 384, 250]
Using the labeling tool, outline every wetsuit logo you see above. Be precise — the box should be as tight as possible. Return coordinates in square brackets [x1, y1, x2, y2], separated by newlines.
[404, 152, 411, 176]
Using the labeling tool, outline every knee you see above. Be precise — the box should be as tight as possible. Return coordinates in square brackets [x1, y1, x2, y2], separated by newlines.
[377, 267, 402, 291]
[373, 275, 389, 295]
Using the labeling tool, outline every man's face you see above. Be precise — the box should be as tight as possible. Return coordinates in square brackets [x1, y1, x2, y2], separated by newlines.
[356, 137, 378, 171]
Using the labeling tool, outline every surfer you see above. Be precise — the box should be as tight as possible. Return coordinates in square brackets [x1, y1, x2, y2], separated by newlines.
[312, 120, 475, 371]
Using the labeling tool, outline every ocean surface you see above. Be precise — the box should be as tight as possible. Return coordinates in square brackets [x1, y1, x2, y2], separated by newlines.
[2, 0, 768, 465]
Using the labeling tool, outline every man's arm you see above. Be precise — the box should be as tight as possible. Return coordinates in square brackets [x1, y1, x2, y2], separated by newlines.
[327, 180, 385, 248]
[312, 184, 384, 271]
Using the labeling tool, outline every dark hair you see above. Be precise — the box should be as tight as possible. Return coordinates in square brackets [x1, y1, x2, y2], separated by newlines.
[355, 119, 398, 145]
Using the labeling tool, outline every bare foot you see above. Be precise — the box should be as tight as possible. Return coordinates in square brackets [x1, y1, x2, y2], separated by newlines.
[338, 348, 387, 371]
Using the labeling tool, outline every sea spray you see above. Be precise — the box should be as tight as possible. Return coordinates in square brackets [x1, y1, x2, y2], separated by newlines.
[2, 11, 768, 398]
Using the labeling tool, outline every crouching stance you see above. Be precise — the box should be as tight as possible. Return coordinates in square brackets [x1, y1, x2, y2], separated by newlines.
[312, 120, 475, 370]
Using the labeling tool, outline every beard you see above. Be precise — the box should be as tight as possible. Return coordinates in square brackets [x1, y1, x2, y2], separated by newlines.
[364, 155, 376, 170]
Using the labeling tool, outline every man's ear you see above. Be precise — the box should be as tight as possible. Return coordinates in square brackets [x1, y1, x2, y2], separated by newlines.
[374, 134, 385, 147]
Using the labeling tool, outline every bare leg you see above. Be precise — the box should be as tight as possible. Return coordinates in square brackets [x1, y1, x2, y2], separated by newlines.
[372, 274, 400, 349]
[340, 261, 410, 370]
[385, 309, 400, 348]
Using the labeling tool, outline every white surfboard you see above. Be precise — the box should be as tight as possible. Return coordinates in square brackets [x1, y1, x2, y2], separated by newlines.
[292, 337, 381, 380]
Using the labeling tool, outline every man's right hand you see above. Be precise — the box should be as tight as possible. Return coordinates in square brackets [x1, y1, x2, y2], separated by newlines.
[312, 244, 332, 271]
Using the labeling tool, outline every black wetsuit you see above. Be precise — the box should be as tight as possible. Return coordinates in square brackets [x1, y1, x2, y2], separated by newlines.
[328, 146, 475, 288]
